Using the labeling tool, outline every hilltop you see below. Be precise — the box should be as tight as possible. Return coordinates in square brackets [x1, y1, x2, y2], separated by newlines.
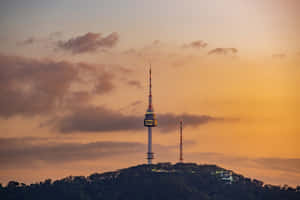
[1, 163, 299, 200]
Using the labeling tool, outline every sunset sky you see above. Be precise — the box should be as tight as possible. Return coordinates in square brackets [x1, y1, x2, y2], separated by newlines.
[0, 0, 299, 186]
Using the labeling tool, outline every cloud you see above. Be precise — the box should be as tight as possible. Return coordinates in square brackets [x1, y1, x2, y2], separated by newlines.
[118, 66, 133, 74]
[122, 48, 137, 55]
[0, 54, 117, 118]
[158, 113, 224, 132]
[0, 137, 146, 168]
[183, 40, 208, 49]
[55, 106, 142, 133]
[208, 48, 238, 55]
[152, 40, 161, 45]
[0, 54, 78, 117]
[255, 158, 300, 174]
[127, 80, 142, 89]
[272, 54, 286, 59]
[49, 31, 63, 40]
[17, 32, 63, 46]
[94, 71, 115, 94]
[53, 106, 225, 133]
[129, 100, 142, 107]
[57, 32, 119, 54]
[17, 37, 37, 46]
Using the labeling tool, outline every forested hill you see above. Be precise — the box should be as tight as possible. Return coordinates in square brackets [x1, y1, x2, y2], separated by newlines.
[1, 162, 300, 200]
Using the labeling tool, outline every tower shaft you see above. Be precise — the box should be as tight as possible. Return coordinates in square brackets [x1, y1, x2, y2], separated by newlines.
[147, 127, 153, 164]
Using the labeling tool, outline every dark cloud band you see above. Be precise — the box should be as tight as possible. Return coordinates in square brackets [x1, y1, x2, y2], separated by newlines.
[54, 106, 225, 133]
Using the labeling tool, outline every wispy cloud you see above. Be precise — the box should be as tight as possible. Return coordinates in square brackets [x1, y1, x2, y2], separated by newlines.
[0, 137, 146, 168]
[57, 32, 119, 54]
[182, 40, 208, 49]
[16, 37, 37, 46]
[17, 32, 63, 46]
[208, 48, 238, 55]
[127, 80, 142, 89]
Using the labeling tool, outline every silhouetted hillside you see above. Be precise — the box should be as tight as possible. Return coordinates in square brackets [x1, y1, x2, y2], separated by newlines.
[1, 163, 299, 200]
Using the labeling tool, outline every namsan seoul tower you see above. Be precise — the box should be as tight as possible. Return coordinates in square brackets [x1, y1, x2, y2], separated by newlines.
[144, 67, 157, 165]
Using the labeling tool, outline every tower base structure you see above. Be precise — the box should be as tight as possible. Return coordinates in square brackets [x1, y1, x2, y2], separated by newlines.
[147, 152, 154, 164]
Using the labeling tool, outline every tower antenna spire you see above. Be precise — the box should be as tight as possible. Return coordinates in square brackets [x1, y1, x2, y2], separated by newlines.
[149, 64, 152, 109]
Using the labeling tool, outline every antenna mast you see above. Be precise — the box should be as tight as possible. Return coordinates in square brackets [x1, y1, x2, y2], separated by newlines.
[179, 120, 183, 163]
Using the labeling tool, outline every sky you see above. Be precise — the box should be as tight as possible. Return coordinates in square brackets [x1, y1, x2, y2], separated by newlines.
[0, 0, 299, 186]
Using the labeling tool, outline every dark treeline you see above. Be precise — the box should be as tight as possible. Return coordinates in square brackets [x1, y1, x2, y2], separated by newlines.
[1, 163, 300, 200]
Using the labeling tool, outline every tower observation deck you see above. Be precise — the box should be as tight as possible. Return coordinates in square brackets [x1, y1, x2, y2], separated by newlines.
[144, 67, 157, 164]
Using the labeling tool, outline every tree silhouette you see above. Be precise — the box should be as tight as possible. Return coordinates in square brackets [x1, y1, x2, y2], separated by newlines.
[1, 163, 299, 200]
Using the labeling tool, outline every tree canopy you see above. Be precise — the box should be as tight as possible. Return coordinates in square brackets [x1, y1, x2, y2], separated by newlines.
[1, 163, 299, 200]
